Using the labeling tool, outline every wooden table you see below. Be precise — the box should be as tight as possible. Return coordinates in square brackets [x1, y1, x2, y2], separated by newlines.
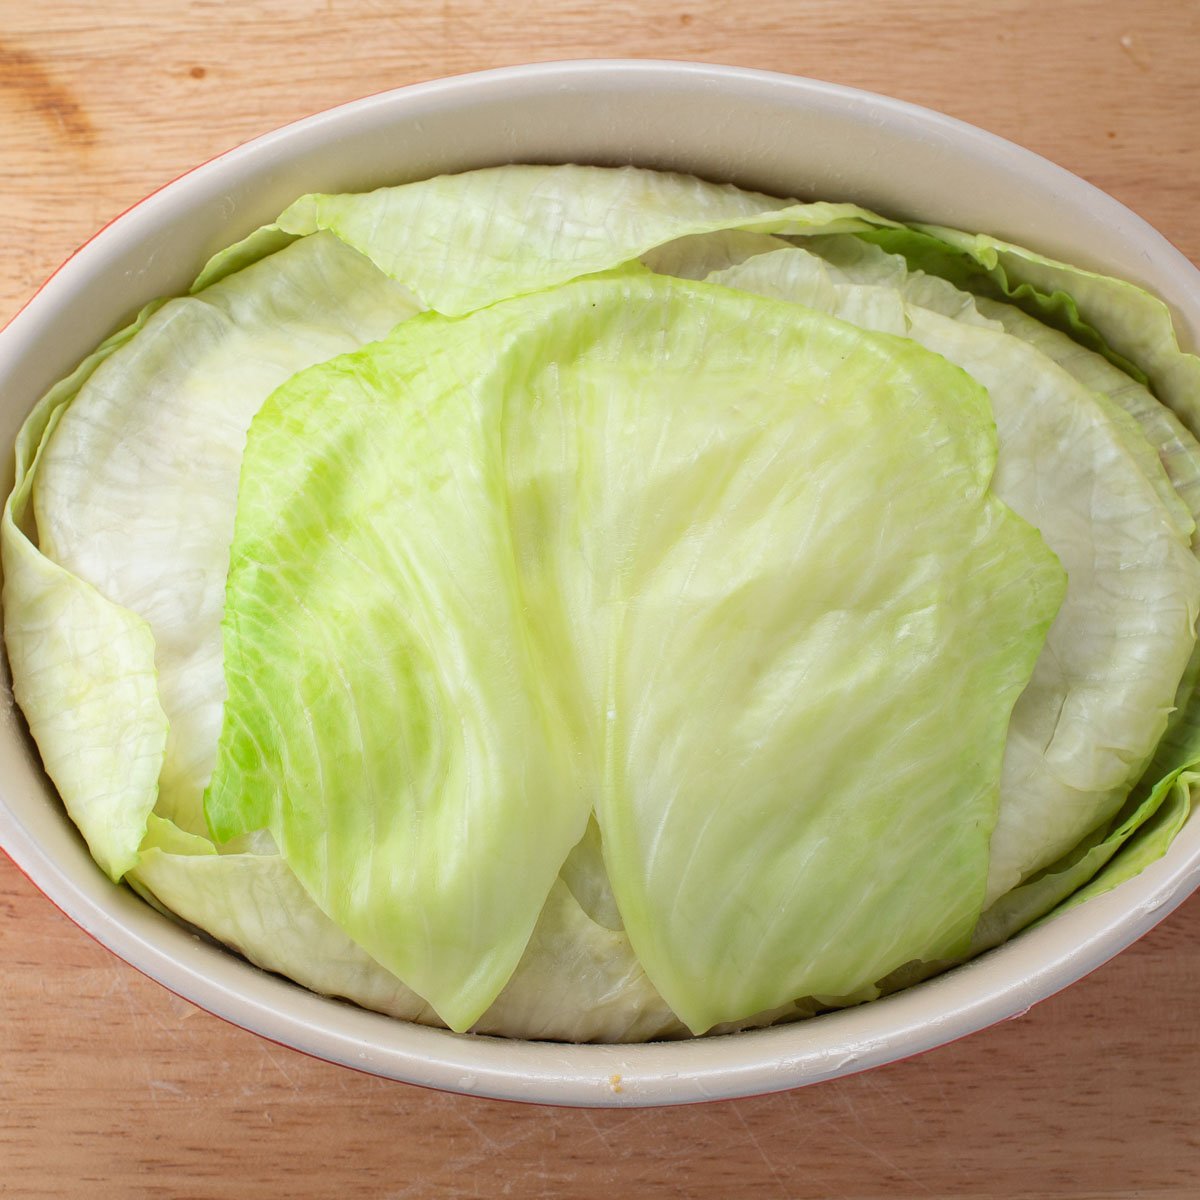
[3, 2, 1199, 1195]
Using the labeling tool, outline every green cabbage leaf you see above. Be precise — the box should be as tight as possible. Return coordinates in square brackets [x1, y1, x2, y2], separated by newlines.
[204, 272, 1063, 1031]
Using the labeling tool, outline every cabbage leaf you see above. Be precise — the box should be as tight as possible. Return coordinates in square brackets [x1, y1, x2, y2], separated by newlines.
[205, 271, 1064, 1032]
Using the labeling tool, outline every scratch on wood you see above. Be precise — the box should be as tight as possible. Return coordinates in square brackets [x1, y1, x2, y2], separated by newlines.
[1118, 32, 1153, 70]
[731, 1105, 791, 1200]
[0, 40, 95, 147]
[384, 1116, 548, 1199]
[260, 1042, 304, 1093]
[837, 1128, 936, 1194]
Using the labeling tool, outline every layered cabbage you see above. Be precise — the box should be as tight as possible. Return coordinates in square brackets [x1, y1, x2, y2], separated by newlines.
[6, 165, 1200, 1040]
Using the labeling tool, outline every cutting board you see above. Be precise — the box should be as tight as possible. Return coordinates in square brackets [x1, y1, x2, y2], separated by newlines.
[2, 2, 1198, 1195]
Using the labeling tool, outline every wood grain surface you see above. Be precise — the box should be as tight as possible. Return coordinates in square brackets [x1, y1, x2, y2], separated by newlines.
[2, 2, 1199, 1196]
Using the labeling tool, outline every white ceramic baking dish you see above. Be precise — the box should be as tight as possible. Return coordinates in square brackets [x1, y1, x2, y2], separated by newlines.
[1, 60, 1197, 1107]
